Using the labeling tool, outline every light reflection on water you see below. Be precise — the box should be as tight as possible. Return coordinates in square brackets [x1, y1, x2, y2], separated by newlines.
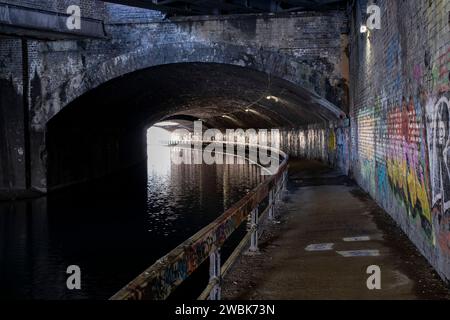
[0, 140, 264, 299]
[146, 144, 264, 238]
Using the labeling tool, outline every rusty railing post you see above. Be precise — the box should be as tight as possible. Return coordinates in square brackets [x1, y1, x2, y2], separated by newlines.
[283, 171, 288, 191]
[269, 190, 275, 220]
[209, 249, 221, 300]
[249, 208, 259, 252]
[277, 182, 282, 201]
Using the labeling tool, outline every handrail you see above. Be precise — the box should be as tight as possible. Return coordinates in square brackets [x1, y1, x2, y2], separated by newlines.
[110, 142, 288, 300]
[167, 140, 286, 175]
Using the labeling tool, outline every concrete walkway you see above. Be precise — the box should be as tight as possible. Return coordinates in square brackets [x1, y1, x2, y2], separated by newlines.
[222, 160, 450, 300]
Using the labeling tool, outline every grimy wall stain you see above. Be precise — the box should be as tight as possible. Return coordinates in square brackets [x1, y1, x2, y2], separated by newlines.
[348, 0, 450, 281]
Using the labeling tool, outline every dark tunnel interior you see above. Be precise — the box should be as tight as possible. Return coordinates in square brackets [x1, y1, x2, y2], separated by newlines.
[46, 62, 344, 189]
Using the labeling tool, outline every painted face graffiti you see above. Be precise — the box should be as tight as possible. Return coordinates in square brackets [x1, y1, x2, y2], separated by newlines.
[438, 121, 446, 146]
[427, 93, 450, 252]
[428, 95, 450, 210]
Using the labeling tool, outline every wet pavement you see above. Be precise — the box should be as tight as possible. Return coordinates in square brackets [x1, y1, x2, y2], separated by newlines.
[222, 160, 450, 300]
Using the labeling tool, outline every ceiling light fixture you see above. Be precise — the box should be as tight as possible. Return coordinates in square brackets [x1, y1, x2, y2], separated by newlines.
[154, 121, 179, 127]
[266, 95, 279, 102]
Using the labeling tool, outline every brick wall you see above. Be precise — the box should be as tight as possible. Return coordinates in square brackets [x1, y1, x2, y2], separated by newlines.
[349, 0, 450, 281]
[105, 3, 165, 23]
[24, 7, 348, 132]
[0, 0, 349, 192]
[0, 38, 25, 190]
[30, 9, 348, 127]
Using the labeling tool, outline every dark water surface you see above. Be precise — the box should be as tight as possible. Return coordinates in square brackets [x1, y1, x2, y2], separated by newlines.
[0, 145, 264, 299]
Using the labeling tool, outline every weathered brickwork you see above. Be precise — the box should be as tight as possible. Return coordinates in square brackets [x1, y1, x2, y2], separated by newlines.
[0, 39, 25, 190]
[0, 1, 108, 191]
[30, 9, 348, 129]
[349, 0, 450, 281]
[0, 1, 349, 193]
[106, 3, 165, 23]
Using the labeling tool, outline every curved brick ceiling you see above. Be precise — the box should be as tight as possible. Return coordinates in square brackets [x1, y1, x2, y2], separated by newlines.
[56, 63, 343, 130]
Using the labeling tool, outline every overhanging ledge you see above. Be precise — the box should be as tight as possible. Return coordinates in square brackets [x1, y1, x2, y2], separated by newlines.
[0, 2, 107, 40]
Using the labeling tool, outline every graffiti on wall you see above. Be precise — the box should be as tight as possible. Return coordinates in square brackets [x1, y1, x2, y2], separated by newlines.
[350, 0, 450, 278]
[355, 90, 433, 238]
[355, 45, 450, 248]
[386, 96, 432, 238]
[427, 93, 450, 252]
[356, 105, 376, 193]
[335, 127, 350, 174]
[432, 47, 450, 94]
[328, 130, 336, 152]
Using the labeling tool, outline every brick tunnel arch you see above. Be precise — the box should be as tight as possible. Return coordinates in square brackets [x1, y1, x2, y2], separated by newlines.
[37, 44, 348, 191]
[32, 42, 347, 131]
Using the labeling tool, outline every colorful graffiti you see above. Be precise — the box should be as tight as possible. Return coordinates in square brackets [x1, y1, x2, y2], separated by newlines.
[328, 130, 336, 152]
[355, 92, 433, 239]
[386, 96, 432, 237]
[356, 105, 376, 193]
[427, 93, 450, 253]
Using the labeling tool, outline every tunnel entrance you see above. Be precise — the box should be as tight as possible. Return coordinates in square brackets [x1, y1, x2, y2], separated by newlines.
[45, 62, 344, 191]
[35, 61, 346, 299]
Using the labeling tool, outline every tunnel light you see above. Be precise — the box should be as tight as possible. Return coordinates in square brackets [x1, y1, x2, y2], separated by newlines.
[266, 95, 279, 102]
[245, 108, 250, 112]
[154, 121, 179, 127]
[360, 25, 368, 33]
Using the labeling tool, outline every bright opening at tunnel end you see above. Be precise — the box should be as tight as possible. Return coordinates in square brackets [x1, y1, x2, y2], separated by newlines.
[150, 121, 283, 176]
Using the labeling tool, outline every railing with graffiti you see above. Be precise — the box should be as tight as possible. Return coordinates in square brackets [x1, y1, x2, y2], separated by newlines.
[110, 143, 288, 300]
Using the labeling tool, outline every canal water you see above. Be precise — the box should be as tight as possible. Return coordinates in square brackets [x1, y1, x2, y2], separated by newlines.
[0, 131, 265, 300]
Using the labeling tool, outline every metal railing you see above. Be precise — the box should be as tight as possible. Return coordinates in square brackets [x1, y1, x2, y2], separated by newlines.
[110, 143, 288, 300]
